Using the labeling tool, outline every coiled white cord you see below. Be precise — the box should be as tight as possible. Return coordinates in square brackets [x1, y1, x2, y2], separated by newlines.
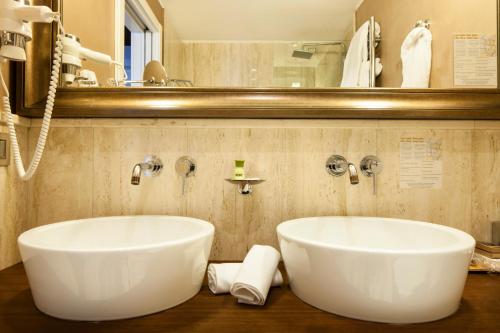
[0, 19, 65, 181]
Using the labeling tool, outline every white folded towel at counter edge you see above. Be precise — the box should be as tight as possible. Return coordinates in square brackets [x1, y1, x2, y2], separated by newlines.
[207, 263, 283, 294]
[229, 245, 281, 305]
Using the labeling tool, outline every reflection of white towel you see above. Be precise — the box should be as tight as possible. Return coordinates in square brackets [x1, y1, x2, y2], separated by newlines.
[401, 27, 432, 88]
[341, 20, 382, 87]
[207, 263, 283, 294]
[229, 245, 281, 306]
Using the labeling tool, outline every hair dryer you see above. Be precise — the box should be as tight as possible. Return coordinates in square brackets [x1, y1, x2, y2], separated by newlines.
[0, 0, 58, 61]
[61, 33, 124, 85]
[0, 0, 63, 181]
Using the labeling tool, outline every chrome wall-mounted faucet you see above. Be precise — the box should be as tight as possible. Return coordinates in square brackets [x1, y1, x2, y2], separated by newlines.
[131, 155, 163, 185]
[325, 155, 359, 185]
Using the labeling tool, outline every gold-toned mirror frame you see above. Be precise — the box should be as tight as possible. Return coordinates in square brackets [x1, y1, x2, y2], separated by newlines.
[11, 0, 500, 119]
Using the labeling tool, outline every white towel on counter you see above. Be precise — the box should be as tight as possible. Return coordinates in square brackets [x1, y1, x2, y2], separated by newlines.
[341, 20, 382, 88]
[207, 263, 283, 294]
[401, 27, 432, 88]
[229, 245, 281, 306]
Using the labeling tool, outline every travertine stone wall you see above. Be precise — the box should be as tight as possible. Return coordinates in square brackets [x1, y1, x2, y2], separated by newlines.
[0, 115, 30, 270]
[21, 119, 500, 261]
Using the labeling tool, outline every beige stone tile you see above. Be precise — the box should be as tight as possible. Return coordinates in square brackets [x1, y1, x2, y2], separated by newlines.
[31, 119, 91, 128]
[150, 127, 190, 215]
[89, 119, 378, 130]
[0, 114, 31, 127]
[283, 128, 377, 221]
[192, 43, 216, 86]
[376, 129, 472, 233]
[282, 119, 378, 129]
[91, 118, 188, 128]
[93, 127, 188, 216]
[212, 43, 232, 86]
[186, 128, 241, 259]
[92, 127, 122, 216]
[234, 128, 285, 253]
[181, 42, 195, 83]
[116, 128, 164, 215]
[3, 116, 27, 127]
[255, 43, 274, 87]
[28, 127, 93, 228]
[475, 121, 500, 130]
[378, 120, 475, 129]
[5, 117, 496, 267]
[91, 118, 284, 129]
[472, 129, 500, 242]
[0, 125, 29, 270]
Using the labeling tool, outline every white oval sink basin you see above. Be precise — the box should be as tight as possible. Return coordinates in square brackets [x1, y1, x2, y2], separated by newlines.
[277, 216, 475, 324]
[18, 216, 214, 321]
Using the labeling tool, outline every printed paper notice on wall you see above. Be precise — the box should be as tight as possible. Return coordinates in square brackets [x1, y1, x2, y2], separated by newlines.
[400, 137, 442, 189]
[454, 34, 497, 87]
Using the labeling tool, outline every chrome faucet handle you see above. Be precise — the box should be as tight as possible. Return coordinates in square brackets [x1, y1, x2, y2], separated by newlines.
[131, 155, 163, 185]
[360, 155, 383, 194]
[175, 156, 196, 195]
[326, 155, 348, 177]
[326, 155, 359, 185]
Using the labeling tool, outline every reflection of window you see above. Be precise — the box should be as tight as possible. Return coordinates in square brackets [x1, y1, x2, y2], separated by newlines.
[125, 2, 152, 83]
[122, 0, 162, 85]
[124, 27, 132, 80]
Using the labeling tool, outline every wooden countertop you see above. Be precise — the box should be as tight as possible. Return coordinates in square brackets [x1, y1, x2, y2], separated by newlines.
[0, 264, 499, 333]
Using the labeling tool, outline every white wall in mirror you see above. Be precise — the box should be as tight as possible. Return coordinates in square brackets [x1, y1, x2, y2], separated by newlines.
[162, 0, 361, 41]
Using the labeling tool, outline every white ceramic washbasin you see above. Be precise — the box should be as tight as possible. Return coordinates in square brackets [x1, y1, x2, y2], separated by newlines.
[18, 216, 214, 321]
[277, 217, 475, 324]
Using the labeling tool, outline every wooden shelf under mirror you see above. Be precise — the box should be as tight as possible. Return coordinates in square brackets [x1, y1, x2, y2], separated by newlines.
[11, 0, 500, 120]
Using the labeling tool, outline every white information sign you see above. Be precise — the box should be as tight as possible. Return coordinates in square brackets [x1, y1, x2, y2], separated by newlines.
[400, 137, 442, 189]
[454, 34, 497, 87]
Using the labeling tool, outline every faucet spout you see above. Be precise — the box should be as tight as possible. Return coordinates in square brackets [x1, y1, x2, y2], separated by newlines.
[131, 163, 143, 185]
[348, 163, 359, 185]
[131, 155, 164, 186]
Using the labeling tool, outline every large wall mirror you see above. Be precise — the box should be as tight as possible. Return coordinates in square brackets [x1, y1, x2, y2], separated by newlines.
[59, 0, 498, 89]
[12, 0, 500, 118]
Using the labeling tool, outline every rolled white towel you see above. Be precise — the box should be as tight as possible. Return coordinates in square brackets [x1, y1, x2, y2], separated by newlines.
[229, 245, 281, 306]
[208, 263, 283, 294]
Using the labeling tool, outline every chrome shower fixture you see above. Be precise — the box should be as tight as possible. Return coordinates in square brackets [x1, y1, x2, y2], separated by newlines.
[292, 41, 345, 59]
[292, 49, 315, 60]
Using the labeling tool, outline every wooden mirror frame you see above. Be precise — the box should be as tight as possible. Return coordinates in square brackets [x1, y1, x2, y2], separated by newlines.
[11, 0, 500, 119]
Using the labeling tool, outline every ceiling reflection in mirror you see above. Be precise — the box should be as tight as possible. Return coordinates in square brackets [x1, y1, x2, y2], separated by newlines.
[59, 0, 498, 89]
